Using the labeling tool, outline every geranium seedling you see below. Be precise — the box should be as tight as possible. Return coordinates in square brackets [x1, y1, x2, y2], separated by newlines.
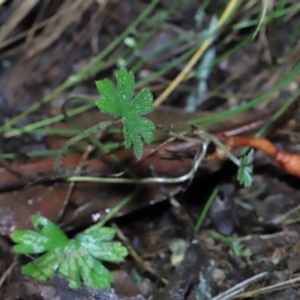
[11, 215, 128, 289]
[54, 67, 155, 175]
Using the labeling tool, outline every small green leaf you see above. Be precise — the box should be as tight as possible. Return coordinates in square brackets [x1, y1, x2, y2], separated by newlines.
[95, 67, 155, 160]
[237, 149, 254, 188]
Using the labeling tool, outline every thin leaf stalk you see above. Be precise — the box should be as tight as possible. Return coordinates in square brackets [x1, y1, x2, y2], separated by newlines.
[54, 119, 119, 175]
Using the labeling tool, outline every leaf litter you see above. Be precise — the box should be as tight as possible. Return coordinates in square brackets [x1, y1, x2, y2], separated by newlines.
[1, 1, 300, 300]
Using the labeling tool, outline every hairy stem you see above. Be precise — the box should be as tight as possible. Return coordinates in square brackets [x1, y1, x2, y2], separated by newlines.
[54, 119, 120, 176]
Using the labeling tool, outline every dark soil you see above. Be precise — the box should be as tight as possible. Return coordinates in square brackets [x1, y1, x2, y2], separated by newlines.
[1, 1, 300, 299]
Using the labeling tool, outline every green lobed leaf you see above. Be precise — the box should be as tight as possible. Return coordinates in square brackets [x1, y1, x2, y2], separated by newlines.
[13, 215, 128, 289]
[95, 67, 155, 160]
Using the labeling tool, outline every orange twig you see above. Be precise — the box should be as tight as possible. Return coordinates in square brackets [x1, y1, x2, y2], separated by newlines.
[225, 136, 300, 178]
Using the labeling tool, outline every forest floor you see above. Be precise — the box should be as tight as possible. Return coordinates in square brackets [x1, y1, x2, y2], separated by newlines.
[1, 1, 300, 299]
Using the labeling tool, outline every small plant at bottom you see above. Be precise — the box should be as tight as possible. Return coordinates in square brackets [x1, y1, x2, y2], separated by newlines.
[11, 215, 128, 289]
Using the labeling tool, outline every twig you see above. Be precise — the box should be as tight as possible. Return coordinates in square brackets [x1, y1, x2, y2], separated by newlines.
[111, 223, 168, 285]
[67, 141, 208, 184]
[231, 275, 300, 299]
[211, 271, 267, 300]
[0, 256, 18, 288]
